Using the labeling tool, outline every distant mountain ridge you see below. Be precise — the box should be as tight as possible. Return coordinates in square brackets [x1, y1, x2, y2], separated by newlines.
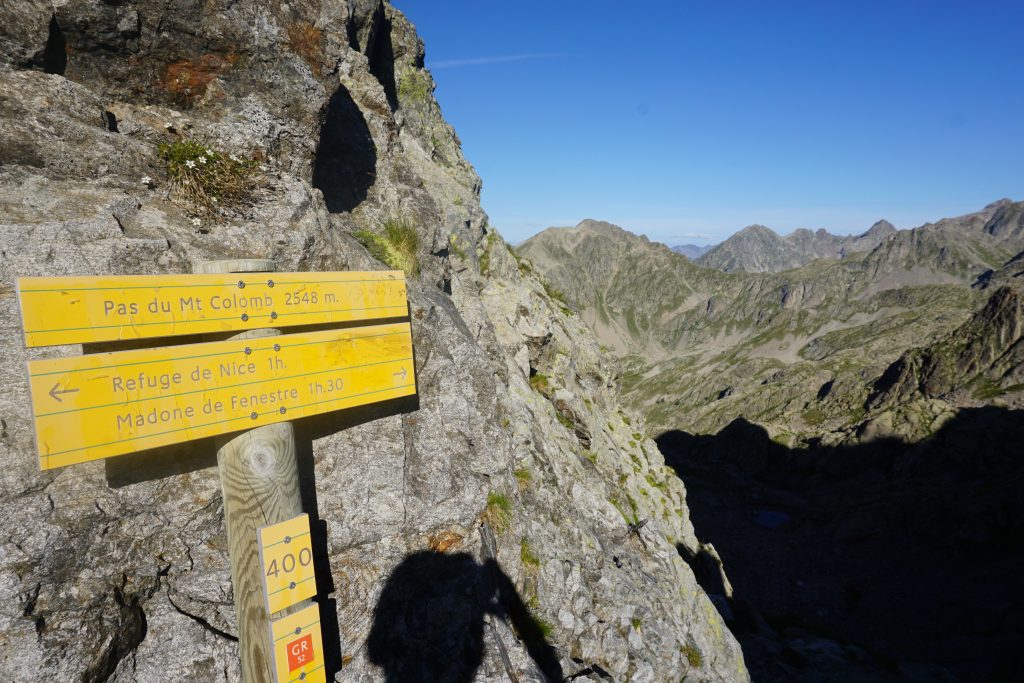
[671, 244, 714, 260]
[517, 200, 1024, 437]
[696, 219, 898, 273]
[695, 200, 1019, 274]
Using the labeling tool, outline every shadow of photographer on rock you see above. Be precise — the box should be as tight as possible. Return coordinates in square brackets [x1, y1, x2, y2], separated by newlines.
[367, 549, 563, 683]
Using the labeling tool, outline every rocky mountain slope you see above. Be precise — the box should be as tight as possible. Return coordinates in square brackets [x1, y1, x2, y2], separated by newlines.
[518, 210, 1024, 680]
[867, 283, 1024, 415]
[0, 2, 747, 681]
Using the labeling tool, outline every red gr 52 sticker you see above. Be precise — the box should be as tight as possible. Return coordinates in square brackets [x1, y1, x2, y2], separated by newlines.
[287, 633, 314, 671]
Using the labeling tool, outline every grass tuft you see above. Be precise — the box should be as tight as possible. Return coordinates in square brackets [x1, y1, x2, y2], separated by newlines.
[511, 250, 533, 275]
[484, 491, 512, 533]
[541, 279, 572, 315]
[801, 407, 826, 426]
[535, 617, 554, 639]
[520, 538, 541, 567]
[448, 234, 467, 261]
[398, 70, 432, 104]
[682, 643, 703, 668]
[158, 139, 259, 216]
[479, 233, 498, 276]
[354, 219, 420, 275]
[529, 373, 550, 394]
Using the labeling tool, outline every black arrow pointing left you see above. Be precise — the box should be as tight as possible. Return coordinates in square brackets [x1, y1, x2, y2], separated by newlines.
[49, 383, 79, 402]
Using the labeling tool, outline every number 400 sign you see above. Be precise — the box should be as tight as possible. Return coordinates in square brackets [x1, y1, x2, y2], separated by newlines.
[257, 513, 318, 614]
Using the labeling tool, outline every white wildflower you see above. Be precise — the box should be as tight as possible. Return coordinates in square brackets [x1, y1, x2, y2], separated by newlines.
[229, 154, 240, 163]
[191, 218, 202, 226]
[198, 156, 207, 164]
[140, 175, 152, 186]
[185, 160, 196, 169]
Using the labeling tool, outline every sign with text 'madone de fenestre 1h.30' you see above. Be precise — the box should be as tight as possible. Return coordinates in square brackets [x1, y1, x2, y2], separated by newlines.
[26, 321, 415, 469]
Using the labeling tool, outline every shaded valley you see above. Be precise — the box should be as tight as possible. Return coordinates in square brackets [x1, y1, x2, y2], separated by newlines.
[660, 407, 1024, 682]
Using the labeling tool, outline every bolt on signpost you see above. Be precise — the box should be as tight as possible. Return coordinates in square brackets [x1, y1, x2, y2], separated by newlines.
[17, 260, 417, 682]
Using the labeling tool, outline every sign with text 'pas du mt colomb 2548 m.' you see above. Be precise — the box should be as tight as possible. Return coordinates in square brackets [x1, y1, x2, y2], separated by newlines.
[17, 271, 407, 347]
[26, 321, 415, 470]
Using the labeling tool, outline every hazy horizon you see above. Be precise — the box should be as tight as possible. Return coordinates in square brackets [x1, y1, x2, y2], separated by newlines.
[513, 196, 1017, 248]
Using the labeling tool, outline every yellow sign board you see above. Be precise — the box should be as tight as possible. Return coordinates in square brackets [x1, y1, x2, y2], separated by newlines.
[17, 271, 407, 347]
[28, 322, 416, 469]
[270, 603, 326, 683]
[259, 513, 317, 615]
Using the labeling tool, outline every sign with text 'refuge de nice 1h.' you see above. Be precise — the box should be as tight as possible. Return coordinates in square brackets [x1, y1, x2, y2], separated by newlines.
[17, 271, 407, 347]
[259, 513, 317, 615]
[27, 322, 416, 469]
[271, 603, 326, 683]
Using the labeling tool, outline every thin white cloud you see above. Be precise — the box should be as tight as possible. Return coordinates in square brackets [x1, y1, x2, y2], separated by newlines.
[430, 53, 567, 69]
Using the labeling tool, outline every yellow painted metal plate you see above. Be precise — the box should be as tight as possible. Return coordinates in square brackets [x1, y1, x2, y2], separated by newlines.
[28, 322, 416, 469]
[270, 603, 326, 683]
[258, 513, 317, 616]
[17, 271, 407, 347]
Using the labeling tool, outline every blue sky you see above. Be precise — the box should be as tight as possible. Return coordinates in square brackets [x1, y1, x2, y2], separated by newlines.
[394, 1, 1024, 245]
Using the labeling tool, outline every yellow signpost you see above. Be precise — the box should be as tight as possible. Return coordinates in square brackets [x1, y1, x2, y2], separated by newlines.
[258, 513, 317, 615]
[27, 321, 416, 469]
[20, 263, 418, 681]
[269, 603, 326, 683]
[17, 270, 407, 347]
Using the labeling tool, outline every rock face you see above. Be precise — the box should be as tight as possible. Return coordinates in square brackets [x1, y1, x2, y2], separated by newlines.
[867, 284, 1024, 414]
[0, 2, 747, 682]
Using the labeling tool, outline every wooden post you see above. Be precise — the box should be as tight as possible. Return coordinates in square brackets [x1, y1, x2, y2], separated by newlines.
[197, 259, 310, 682]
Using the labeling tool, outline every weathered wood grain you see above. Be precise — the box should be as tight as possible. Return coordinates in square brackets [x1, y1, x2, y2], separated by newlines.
[203, 260, 310, 683]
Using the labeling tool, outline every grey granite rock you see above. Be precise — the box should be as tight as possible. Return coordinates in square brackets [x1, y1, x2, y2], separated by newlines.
[0, 2, 747, 681]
